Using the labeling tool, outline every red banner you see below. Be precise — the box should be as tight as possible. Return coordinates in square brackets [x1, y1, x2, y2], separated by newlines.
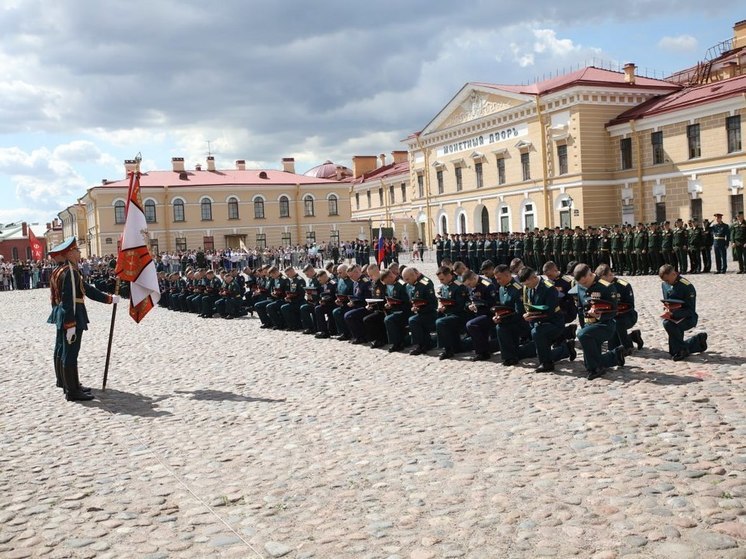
[28, 228, 44, 261]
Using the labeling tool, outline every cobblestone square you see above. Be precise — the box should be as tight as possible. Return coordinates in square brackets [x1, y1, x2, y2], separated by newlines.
[1, 262, 745, 558]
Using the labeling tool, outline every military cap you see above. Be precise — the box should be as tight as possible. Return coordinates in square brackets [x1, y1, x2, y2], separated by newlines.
[714, 213, 723, 217]
[49, 236, 77, 256]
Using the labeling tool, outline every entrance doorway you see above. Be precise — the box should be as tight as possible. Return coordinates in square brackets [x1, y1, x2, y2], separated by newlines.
[559, 209, 571, 229]
[224, 234, 246, 250]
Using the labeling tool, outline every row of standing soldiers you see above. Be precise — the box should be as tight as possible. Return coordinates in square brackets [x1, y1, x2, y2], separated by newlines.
[434, 213, 746, 277]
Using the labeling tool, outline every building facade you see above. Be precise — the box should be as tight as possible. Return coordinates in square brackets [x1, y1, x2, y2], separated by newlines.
[0, 222, 46, 261]
[79, 157, 359, 257]
[57, 204, 89, 257]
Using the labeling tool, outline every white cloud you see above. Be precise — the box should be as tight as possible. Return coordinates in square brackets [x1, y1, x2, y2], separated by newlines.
[658, 34, 698, 52]
[533, 29, 580, 57]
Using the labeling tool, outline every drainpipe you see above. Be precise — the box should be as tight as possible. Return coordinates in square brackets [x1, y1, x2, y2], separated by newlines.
[631, 119, 644, 222]
[535, 94, 551, 228]
[415, 134, 433, 244]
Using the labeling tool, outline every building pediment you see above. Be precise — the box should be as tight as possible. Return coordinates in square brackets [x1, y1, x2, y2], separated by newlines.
[421, 84, 530, 135]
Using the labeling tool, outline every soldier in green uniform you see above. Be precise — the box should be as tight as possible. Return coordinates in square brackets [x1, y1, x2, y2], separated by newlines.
[659, 264, 707, 360]
[47, 249, 68, 390]
[610, 225, 622, 272]
[552, 227, 563, 271]
[633, 223, 648, 276]
[701, 219, 713, 273]
[561, 226, 573, 272]
[403, 267, 438, 355]
[572, 226, 585, 267]
[623, 224, 635, 275]
[49, 237, 119, 401]
[598, 228, 611, 266]
[524, 229, 534, 269]
[383, 270, 412, 351]
[587, 226, 600, 268]
[687, 219, 703, 273]
[434, 266, 469, 359]
[661, 221, 674, 268]
[647, 222, 662, 274]
[533, 228, 545, 270]
[673, 219, 688, 273]
[434, 234, 444, 267]
[711, 213, 730, 273]
[199, 269, 222, 317]
[731, 211, 746, 273]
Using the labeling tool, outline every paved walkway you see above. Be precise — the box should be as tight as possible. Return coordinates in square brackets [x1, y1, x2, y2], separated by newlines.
[0, 265, 744, 558]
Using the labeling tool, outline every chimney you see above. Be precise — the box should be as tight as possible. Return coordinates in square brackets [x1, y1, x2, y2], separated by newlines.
[623, 63, 636, 85]
[734, 19, 746, 50]
[723, 61, 738, 79]
[124, 159, 137, 175]
[206, 156, 216, 171]
[379, 153, 386, 167]
[391, 150, 408, 164]
[282, 157, 296, 174]
[236, 159, 246, 171]
[352, 155, 378, 178]
[171, 157, 185, 172]
[335, 165, 343, 181]
[101, 179, 108, 185]
[46, 222, 51, 230]
[22, 222, 27, 238]
[195, 163, 202, 171]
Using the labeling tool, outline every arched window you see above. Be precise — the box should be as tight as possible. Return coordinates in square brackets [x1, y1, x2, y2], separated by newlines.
[522, 200, 536, 231]
[254, 198, 265, 219]
[459, 213, 466, 234]
[279, 196, 290, 218]
[144, 199, 156, 223]
[228, 197, 239, 219]
[114, 200, 126, 224]
[440, 215, 448, 235]
[200, 198, 212, 221]
[328, 194, 338, 216]
[304, 195, 315, 217]
[481, 207, 490, 233]
[173, 199, 185, 222]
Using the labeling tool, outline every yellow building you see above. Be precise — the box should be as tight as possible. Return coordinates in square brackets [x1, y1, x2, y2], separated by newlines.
[351, 20, 746, 243]
[57, 204, 89, 257]
[79, 157, 359, 256]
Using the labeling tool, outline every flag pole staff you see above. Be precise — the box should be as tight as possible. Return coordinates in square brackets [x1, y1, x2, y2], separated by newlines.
[102, 154, 140, 390]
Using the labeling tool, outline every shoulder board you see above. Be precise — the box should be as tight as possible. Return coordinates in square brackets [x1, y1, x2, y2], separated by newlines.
[481, 279, 491, 286]
[419, 278, 430, 285]
[598, 279, 611, 287]
[512, 282, 522, 290]
[679, 278, 691, 285]
[453, 280, 462, 286]
[543, 279, 554, 288]
[562, 275, 574, 283]
[397, 279, 406, 285]
[616, 279, 629, 286]
[361, 277, 370, 282]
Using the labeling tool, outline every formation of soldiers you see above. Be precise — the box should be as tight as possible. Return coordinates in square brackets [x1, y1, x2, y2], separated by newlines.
[433, 211, 746, 276]
[156, 243, 709, 381]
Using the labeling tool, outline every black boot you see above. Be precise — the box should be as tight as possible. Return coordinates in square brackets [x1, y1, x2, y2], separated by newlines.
[74, 366, 92, 394]
[63, 366, 94, 401]
[54, 358, 64, 389]
[630, 329, 644, 350]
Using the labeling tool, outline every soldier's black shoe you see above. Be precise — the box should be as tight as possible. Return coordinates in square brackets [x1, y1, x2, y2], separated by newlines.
[388, 343, 404, 353]
[314, 332, 330, 339]
[672, 350, 690, 361]
[259, 324, 271, 329]
[566, 340, 577, 362]
[470, 352, 491, 362]
[336, 334, 350, 341]
[66, 390, 94, 402]
[54, 358, 64, 389]
[587, 368, 606, 380]
[630, 329, 644, 350]
[699, 332, 708, 353]
[438, 350, 454, 360]
[565, 324, 577, 341]
[614, 345, 626, 367]
[350, 338, 366, 345]
[534, 362, 554, 373]
[224, 315, 234, 320]
[302, 328, 314, 335]
[370, 340, 385, 349]
[409, 346, 426, 356]
[501, 358, 519, 366]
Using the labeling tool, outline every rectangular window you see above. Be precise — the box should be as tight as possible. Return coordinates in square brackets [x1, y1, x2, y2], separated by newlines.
[417, 174, 424, 198]
[173, 202, 185, 222]
[620, 138, 633, 170]
[655, 202, 666, 223]
[281, 232, 291, 246]
[378, 188, 383, 206]
[203, 236, 214, 252]
[687, 123, 701, 159]
[651, 131, 664, 165]
[306, 231, 316, 244]
[279, 197, 290, 218]
[557, 144, 568, 175]
[330, 230, 340, 245]
[401, 183, 406, 202]
[731, 194, 744, 221]
[175, 237, 187, 252]
[256, 233, 266, 249]
[521, 152, 530, 181]
[497, 158, 506, 185]
[475, 162, 483, 188]
[144, 202, 157, 223]
[500, 206, 510, 232]
[366, 190, 371, 208]
[149, 238, 159, 254]
[355, 192, 360, 210]
[389, 184, 395, 204]
[437, 170, 444, 194]
[727, 115, 742, 153]
[690, 198, 703, 222]
[455, 166, 463, 191]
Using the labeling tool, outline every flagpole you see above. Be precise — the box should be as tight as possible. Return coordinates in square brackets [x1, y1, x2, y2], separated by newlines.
[102, 277, 121, 390]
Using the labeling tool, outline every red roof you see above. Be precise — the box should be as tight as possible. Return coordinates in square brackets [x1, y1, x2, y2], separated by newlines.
[608, 74, 746, 126]
[96, 169, 339, 189]
[303, 160, 353, 180]
[351, 160, 410, 185]
[473, 66, 679, 96]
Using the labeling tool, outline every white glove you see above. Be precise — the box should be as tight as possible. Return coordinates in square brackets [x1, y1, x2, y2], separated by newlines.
[66, 327, 76, 344]
[111, 295, 121, 305]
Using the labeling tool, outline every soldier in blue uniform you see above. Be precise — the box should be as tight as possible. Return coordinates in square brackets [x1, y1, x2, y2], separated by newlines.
[659, 264, 707, 361]
[199, 269, 222, 317]
[463, 269, 498, 361]
[711, 213, 730, 273]
[364, 268, 392, 348]
[255, 267, 284, 328]
[312, 271, 338, 338]
[403, 267, 438, 355]
[280, 266, 307, 331]
[434, 266, 469, 359]
[572, 264, 626, 380]
[596, 264, 643, 354]
[492, 265, 530, 366]
[343, 264, 372, 344]
[301, 266, 323, 334]
[383, 270, 411, 352]
[332, 264, 354, 340]
[47, 249, 68, 390]
[48, 237, 119, 401]
[542, 261, 578, 343]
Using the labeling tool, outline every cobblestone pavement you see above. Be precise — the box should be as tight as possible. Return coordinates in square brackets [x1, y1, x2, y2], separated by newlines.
[1, 262, 745, 558]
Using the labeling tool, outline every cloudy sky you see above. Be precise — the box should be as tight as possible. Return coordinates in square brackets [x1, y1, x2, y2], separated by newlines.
[0, 0, 741, 227]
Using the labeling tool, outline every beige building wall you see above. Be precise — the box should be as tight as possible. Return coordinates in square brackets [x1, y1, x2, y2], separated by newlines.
[58, 204, 89, 257]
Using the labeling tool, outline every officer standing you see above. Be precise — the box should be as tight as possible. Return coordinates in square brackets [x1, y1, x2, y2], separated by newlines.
[711, 213, 730, 273]
[659, 264, 707, 360]
[434, 234, 444, 267]
[661, 221, 674, 268]
[673, 219, 688, 274]
[731, 211, 746, 273]
[47, 248, 68, 390]
[688, 220, 703, 273]
[702, 219, 713, 273]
